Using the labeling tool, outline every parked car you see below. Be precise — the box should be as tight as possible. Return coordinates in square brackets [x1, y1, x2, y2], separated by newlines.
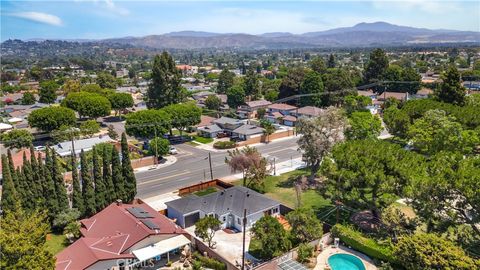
[169, 146, 178, 155]
[33, 145, 46, 151]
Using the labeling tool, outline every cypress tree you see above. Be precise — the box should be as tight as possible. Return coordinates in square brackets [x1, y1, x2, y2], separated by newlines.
[52, 151, 69, 212]
[7, 149, 16, 183]
[41, 150, 59, 223]
[29, 146, 44, 208]
[111, 147, 125, 202]
[80, 150, 96, 217]
[71, 155, 84, 216]
[1, 154, 20, 213]
[21, 152, 35, 210]
[103, 146, 115, 204]
[14, 167, 27, 206]
[92, 147, 106, 211]
[121, 133, 136, 202]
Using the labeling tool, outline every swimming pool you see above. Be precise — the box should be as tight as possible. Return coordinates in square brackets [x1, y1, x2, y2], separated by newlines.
[328, 253, 366, 270]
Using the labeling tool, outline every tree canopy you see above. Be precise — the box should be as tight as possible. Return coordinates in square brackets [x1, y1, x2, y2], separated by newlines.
[1, 129, 33, 149]
[163, 103, 202, 135]
[108, 92, 134, 116]
[250, 215, 291, 260]
[226, 85, 245, 109]
[125, 109, 171, 138]
[62, 92, 111, 119]
[194, 216, 222, 248]
[38, 80, 58, 104]
[28, 106, 76, 132]
[346, 111, 382, 140]
[364, 48, 389, 83]
[217, 68, 235, 94]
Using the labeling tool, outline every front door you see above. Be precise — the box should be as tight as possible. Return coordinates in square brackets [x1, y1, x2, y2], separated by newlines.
[227, 215, 233, 228]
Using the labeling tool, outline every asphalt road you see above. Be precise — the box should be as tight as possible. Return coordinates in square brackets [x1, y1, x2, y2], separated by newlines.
[135, 137, 302, 199]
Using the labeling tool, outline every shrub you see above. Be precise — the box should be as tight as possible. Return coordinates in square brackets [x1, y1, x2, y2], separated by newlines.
[297, 243, 314, 263]
[213, 141, 236, 149]
[331, 224, 395, 263]
[193, 252, 226, 270]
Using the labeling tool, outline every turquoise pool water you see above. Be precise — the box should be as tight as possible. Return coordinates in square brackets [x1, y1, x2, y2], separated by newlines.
[328, 254, 366, 270]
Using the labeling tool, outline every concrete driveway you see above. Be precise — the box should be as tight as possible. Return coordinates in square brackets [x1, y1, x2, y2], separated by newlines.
[186, 226, 251, 266]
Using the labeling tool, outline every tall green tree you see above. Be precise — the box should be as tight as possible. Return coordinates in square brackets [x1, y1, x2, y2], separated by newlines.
[20, 152, 35, 210]
[1, 129, 33, 149]
[278, 67, 306, 99]
[322, 139, 423, 219]
[21, 92, 36, 105]
[226, 85, 245, 109]
[29, 145, 44, 209]
[38, 80, 58, 104]
[62, 92, 112, 119]
[43, 147, 59, 222]
[251, 215, 291, 260]
[92, 146, 107, 211]
[1, 154, 20, 214]
[310, 56, 326, 74]
[125, 109, 171, 139]
[163, 103, 202, 136]
[0, 208, 55, 269]
[147, 52, 185, 108]
[52, 151, 69, 212]
[299, 71, 323, 106]
[435, 65, 466, 105]
[244, 66, 260, 98]
[121, 133, 136, 202]
[103, 147, 115, 204]
[364, 48, 389, 83]
[217, 68, 235, 94]
[27, 106, 76, 132]
[346, 111, 382, 140]
[108, 92, 134, 116]
[327, 54, 335, 68]
[394, 233, 479, 270]
[111, 147, 125, 202]
[71, 155, 84, 216]
[286, 208, 323, 244]
[80, 150, 96, 217]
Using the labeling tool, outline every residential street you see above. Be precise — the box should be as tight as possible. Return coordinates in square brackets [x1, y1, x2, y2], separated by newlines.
[135, 137, 302, 199]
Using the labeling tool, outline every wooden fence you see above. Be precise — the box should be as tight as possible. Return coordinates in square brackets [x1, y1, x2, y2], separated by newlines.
[178, 179, 234, 196]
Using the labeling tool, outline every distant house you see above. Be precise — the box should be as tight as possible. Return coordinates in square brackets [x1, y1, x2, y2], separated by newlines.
[237, 100, 272, 119]
[377, 92, 409, 103]
[53, 135, 113, 157]
[357, 90, 378, 100]
[413, 88, 434, 99]
[176, 64, 198, 75]
[267, 103, 297, 116]
[231, 124, 265, 140]
[166, 186, 281, 231]
[56, 201, 189, 270]
[2, 103, 48, 114]
[282, 115, 297, 127]
[293, 106, 323, 119]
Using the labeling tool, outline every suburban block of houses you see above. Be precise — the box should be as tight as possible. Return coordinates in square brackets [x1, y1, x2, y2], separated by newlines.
[55, 201, 190, 270]
[166, 186, 282, 231]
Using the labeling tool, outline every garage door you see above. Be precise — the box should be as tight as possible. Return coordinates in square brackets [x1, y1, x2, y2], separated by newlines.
[184, 212, 200, 228]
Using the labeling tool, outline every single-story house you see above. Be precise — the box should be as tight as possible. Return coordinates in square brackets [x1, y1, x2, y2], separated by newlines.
[377, 92, 409, 102]
[56, 201, 189, 270]
[213, 117, 243, 134]
[194, 115, 217, 129]
[413, 88, 434, 99]
[282, 115, 297, 127]
[197, 124, 223, 138]
[166, 186, 281, 231]
[53, 135, 113, 157]
[237, 100, 272, 119]
[231, 124, 265, 140]
[265, 111, 284, 124]
[357, 90, 378, 100]
[0, 123, 13, 132]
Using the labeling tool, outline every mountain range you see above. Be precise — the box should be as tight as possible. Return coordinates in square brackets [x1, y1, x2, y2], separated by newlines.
[30, 22, 480, 49]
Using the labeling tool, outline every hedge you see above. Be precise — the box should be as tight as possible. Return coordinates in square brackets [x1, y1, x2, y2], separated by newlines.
[331, 224, 395, 263]
[193, 252, 227, 270]
[213, 141, 236, 149]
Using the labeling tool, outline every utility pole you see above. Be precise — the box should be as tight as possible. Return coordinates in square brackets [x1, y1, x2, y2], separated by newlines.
[273, 157, 276, 175]
[242, 208, 247, 270]
[154, 125, 158, 167]
[208, 152, 213, 180]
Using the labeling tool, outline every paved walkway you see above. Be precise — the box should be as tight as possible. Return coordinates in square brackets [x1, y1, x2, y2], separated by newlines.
[134, 155, 177, 173]
[314, 245, 377, 270]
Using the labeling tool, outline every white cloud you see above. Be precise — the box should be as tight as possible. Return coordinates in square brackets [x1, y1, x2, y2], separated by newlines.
[102, 0, 130, 16]
[10, 11, 63, 26]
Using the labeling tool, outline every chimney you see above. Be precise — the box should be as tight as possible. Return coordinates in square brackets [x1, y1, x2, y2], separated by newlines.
[116, 199, 122, 206]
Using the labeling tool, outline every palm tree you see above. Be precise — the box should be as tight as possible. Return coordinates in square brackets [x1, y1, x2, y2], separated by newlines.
[260, 120, 275, 143]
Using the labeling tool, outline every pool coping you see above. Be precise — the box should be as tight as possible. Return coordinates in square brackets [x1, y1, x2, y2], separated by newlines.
[314, 245, 378, 270]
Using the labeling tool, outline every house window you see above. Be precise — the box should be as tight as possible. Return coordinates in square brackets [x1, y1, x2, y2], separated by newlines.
[237, 217, 241, 225]
[222, 216, 226, 222]
[272, 207, 278, 214]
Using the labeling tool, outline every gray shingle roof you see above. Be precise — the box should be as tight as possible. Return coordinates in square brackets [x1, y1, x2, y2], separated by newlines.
[53, 135, 112, 157]
[166, 186, 279, 217]
[198, 124, 222, 133]
[213, 116, 242, 125]
[232, 124, 264, 135]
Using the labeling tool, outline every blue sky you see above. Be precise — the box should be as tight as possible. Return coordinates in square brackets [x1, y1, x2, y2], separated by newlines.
[1, 0, 479, 41]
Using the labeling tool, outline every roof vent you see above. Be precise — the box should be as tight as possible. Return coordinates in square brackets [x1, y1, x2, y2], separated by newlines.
[116, 199, 122, 206]
[106, 241, 113, 246]
[246, 194, 250, 197]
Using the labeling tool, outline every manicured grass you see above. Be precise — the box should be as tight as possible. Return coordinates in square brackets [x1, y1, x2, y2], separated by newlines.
[248, 238, 264, 259]
[194, 187, 219, 196]
[45, 233, 68, 255]
[186, 141, 200, 146]
[234, 169, 332, 211]
[194, 136, 214, 144]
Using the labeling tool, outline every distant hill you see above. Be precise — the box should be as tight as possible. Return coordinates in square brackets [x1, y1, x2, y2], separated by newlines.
[11, 22, 480, 49]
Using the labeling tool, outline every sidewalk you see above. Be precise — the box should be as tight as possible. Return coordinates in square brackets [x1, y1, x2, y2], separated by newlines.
[221, 157, 305, 182]
[192, 135, 301, 153]
[142, 191, 181, 211]
[134, 155, 177, 173]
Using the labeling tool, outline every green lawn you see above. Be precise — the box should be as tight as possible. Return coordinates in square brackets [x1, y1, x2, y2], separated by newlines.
[234, 169, 332, 212]
[193, 187, 219, 196]
[193, 136, 214, 144]
[186, 141, 200, 146]
[45, 233, 68, 255]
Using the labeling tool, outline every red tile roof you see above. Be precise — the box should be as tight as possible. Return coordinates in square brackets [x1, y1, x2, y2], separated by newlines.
[0, 148, 45, 173]
[56, 201, 185, 270]
[296, 106, 323, 117]
[196, 115, 217, 128]
[245, 100, 272, 108]
[282, 115, 297, 122]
